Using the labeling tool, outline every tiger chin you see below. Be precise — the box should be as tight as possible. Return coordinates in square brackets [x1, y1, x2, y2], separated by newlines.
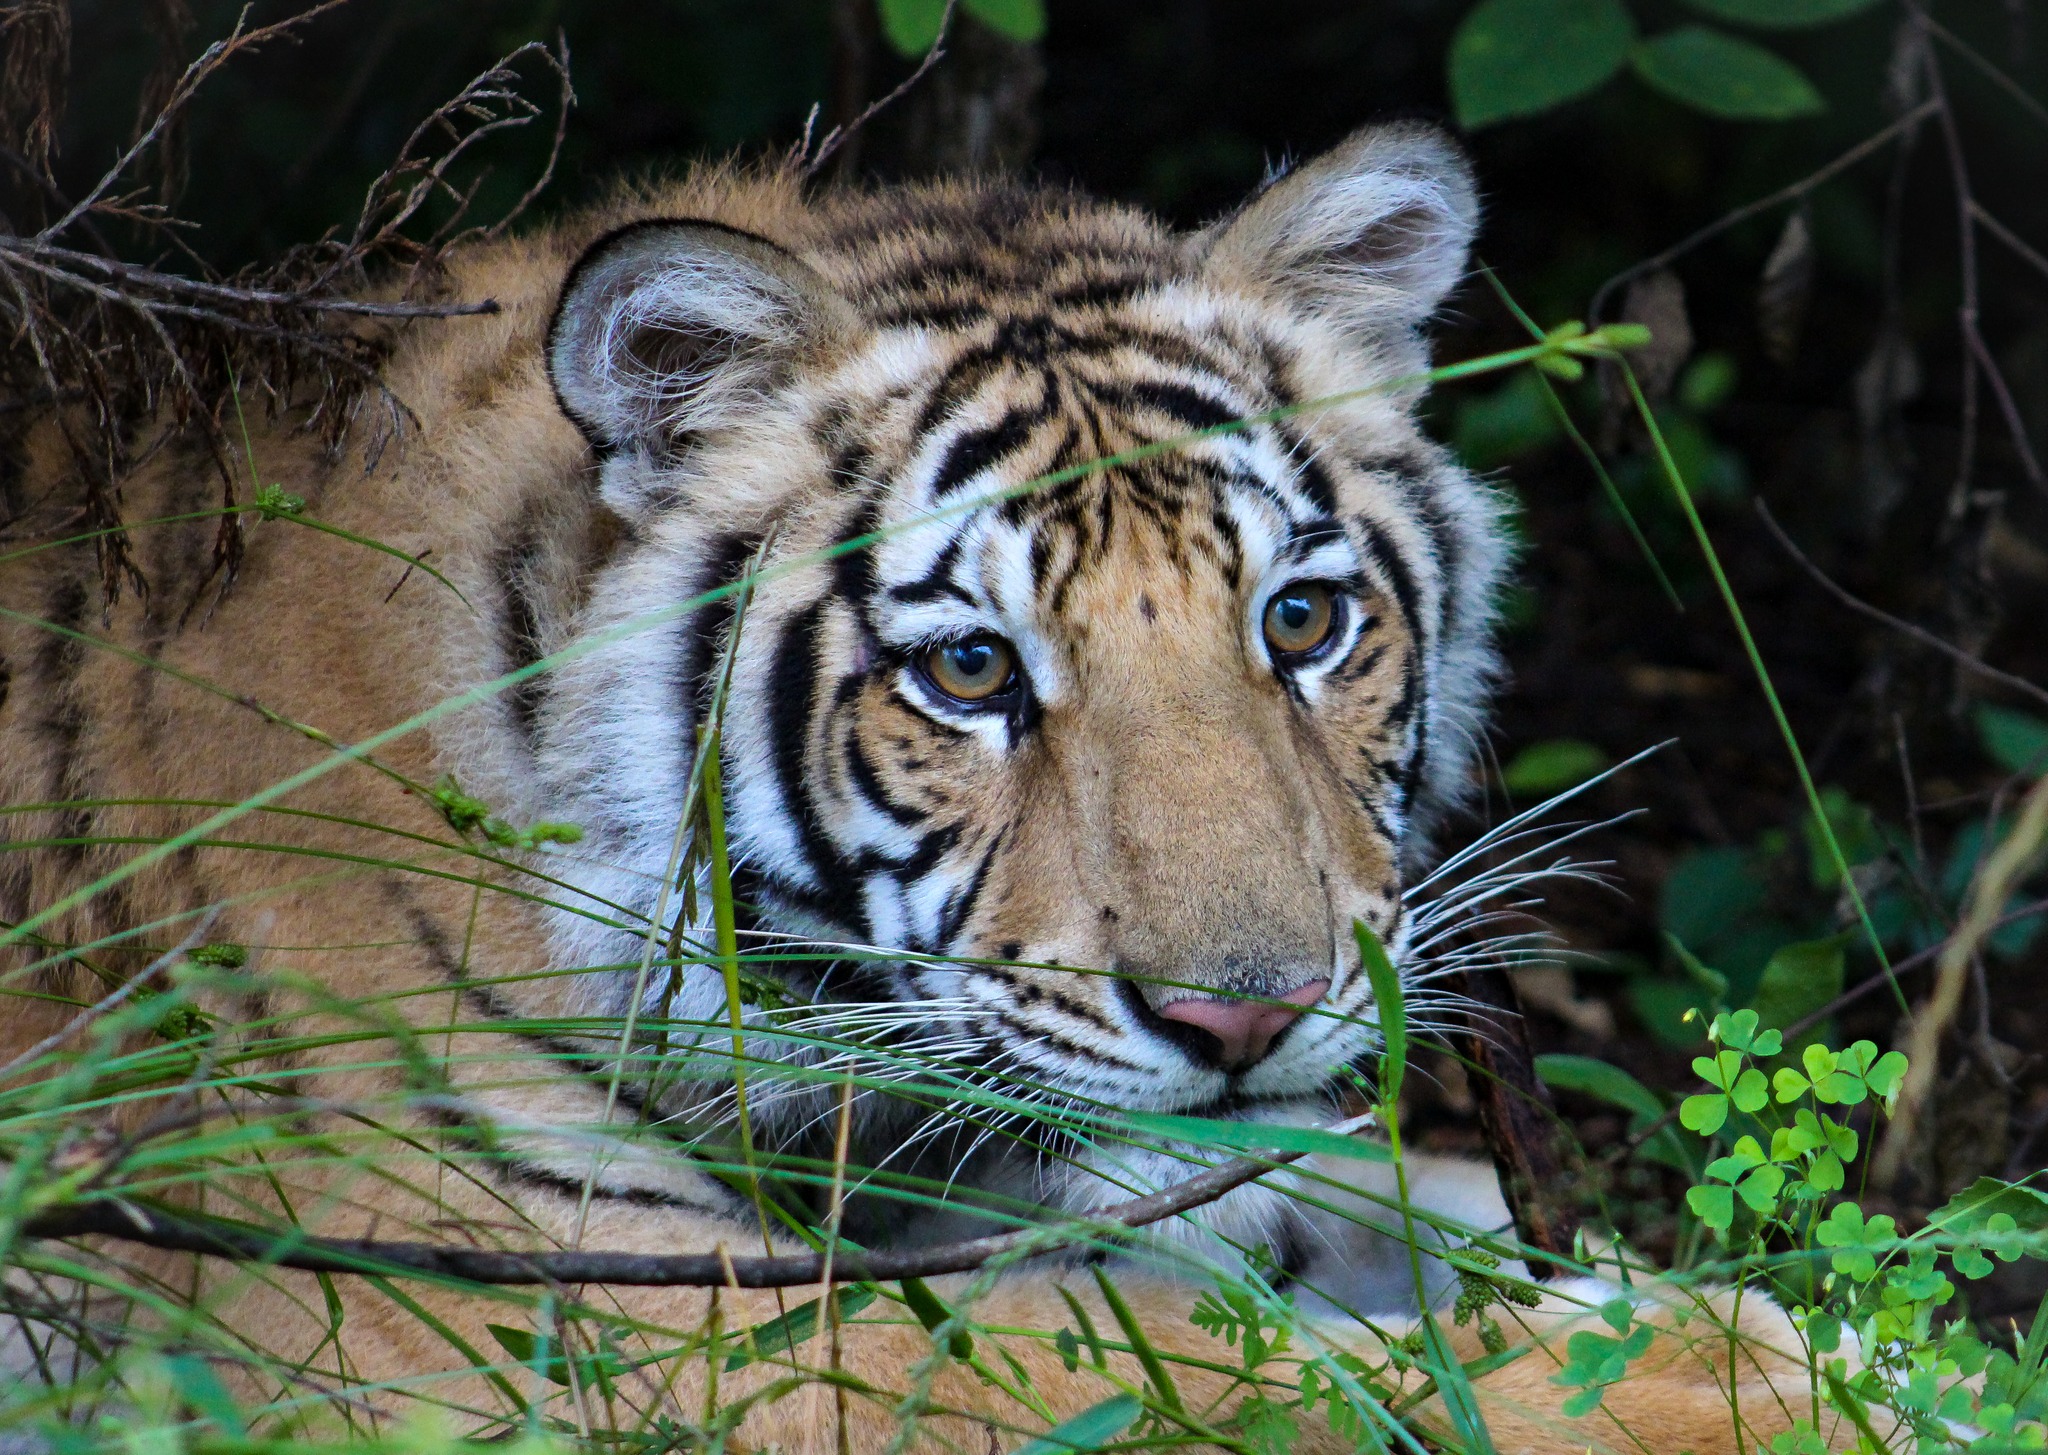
[1, 125, 1840, 1453]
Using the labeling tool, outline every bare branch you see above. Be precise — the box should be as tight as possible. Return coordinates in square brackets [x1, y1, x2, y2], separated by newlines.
[36, 1, 353, 245]
[804, 0, 957, 178]
[21, 1113, 1375, 1289]
[1589, 102, 1938, 324]
[1754, 499, 2048, 713]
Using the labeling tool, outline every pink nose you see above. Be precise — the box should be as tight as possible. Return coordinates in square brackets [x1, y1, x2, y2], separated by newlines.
[1157, 979, 1330, 1071]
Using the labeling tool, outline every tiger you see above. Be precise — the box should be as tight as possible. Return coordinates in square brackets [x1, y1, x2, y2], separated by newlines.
[0, 123, 1846, 1454]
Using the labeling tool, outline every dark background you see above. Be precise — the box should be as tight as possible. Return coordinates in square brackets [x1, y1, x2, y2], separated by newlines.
[32, 0, 2048, 1313]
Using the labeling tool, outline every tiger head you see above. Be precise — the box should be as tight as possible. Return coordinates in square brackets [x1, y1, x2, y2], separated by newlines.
[536, 125, 1507, 1133]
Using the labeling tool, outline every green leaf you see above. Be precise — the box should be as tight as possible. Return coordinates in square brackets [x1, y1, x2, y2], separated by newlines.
[1534, 1054, 1695, 1172]
[1560, 1386, 1608, 1419]
[1800, 788, 1884, 890]
[1688, 1182, 1736, 1230]
[1710, 1008, 1779, 1057]
[878, 0, 948, 55]
[161, 1354, 249, 1437]
[1816, 1201, 1897, 1281]
[1631, 27, 1825, 120]
[1806, 1148, 1845, 1192]
[1008, 1393, 1144, 1455]
[1122, 1111, 1392, 1163]
[1730, 1065, 1769, 1113]
[1501, 738, 1610, 796]
[1680, 1092, 1729, 1136]
[725, 1285, 877, 1371]
[1864, 1049, 1908, 1103]
[486, 1322, 664, 1389]
[1978, 705, 2048, 777]
[1356, 919, 1406, 1108]
[1094, 1267, 1183, 1413]
[1454, 371, 1567, 469]
[1928, 1178, 2048, 1237]
[963, 0, 1046, 43]
[1536, 1054, 1664, 1123]
[1737, 1162, 1786, 1212]
[1683, 0, 1881, 26]
[900, 1278, 975, 1359]
[1660, 848, 1768, 976]
[1448, 0, 1635, 128]
[1748, 937, 1844, 1044]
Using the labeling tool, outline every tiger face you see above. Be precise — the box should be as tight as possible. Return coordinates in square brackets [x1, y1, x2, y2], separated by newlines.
[537, 126, 1507, 1134]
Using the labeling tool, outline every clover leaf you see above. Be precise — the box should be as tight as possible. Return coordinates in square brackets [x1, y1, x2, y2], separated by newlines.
[1800, 1041, 1910, 1107]
[1768, 1109, 1854, 1194]
[1769, 1420, 1827, 1455]
[1708, 1008, 1783, 1057]
[1681, 1048, 1769, 1134]
[1700, 1135, 1786, 1215]
[1687, 1182, 1736, 1231]
[1816, 1201, 1896, 1282]
[1549, 1322, 1656, 1418]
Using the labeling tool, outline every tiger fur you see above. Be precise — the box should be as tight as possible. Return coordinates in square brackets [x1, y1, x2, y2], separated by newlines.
[0, 125, 1849, 1453]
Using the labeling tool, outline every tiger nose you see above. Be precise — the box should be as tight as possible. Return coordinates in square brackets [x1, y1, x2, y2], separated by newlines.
[1157, 979, 1330, 1071]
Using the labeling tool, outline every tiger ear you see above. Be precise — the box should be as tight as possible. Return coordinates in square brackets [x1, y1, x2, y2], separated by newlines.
[1198, 124, 1478, 335]
[548, 219, 854, 458]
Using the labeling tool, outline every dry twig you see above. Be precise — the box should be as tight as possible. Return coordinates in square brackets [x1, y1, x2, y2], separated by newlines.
[21, 1112, 1376, 1289]
[0, 3, 572, 608]
[1754, 498, 2048, 714]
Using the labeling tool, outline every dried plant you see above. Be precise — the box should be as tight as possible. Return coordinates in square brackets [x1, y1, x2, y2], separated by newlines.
[0, 1, 573, 610]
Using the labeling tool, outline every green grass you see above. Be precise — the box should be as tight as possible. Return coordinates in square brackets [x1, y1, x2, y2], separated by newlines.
[4, 319, 2044, 1455]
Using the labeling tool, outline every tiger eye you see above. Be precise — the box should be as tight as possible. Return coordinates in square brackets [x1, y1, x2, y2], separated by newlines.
[922, 634, 1018, 703]
[1263, 583, 1339, 658]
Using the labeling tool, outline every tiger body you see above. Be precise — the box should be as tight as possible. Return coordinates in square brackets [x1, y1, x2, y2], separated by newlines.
[1, 129, 1841, 1453]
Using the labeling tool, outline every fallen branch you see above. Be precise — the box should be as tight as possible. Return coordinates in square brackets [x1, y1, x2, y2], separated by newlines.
[1462, 965, 1583, 1275]
[20, 1112, 1374, 1289]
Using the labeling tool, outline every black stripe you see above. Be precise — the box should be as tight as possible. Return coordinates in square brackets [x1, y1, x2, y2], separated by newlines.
[888, 535, 973, 606]
[930, 407, 1043, 499]
[421, 1102, 741, 1215]
[680, 533, 760, 734]
[767, 601, 868, 935]
[1274, 423, 1339, 515]
[387, 883, 657, 1115]
[1385, 660, 1419, 729]
[886, 821, 960, 880]
[1340, 642, 1389, 684]
[997, 1011, 1146, 1073]
[977, 965, 1126, 1043]
[1107, 378, 1241, 435]
[843, 724, 922, 827]
[492, 522, 549, 747]
[936, 830, 1003, 947]
[1047, 273, 1149, 310]
[1283, 516, 1348, 558]
[1355, 517, 1422, 643]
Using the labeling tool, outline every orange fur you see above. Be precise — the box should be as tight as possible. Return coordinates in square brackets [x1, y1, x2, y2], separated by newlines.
[0, 146, 1845, 1453]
